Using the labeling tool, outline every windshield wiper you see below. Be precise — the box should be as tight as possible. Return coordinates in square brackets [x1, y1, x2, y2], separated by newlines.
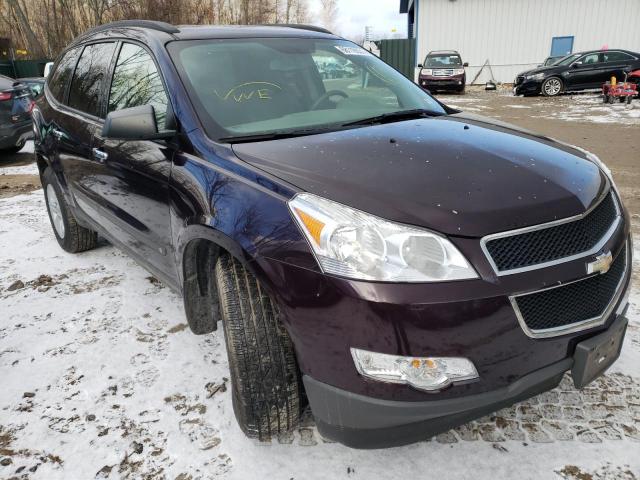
[220, 127, 337, 144]
[342, 108, 444, 127]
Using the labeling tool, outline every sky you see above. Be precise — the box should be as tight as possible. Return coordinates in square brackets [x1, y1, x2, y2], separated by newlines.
[308, 0, 408, 41]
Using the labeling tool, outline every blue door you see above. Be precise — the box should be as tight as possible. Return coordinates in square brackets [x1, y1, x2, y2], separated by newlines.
[550, 36, 574, 57]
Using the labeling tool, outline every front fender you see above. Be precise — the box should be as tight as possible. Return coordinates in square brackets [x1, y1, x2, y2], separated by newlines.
[170, 137, 320, 290]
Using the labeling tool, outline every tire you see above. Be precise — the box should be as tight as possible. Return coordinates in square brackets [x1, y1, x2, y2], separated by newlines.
[215, 254, 301, 440]
[42, 167, 98, 253]
[541, 77, 563, 97]
[609, 95, 616, 104]
[603, 94, 609, 104]
[626, 95, 633, 105]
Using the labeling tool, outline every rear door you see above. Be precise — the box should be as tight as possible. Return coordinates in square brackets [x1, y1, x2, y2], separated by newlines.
[41, 47, 80, 174]
[90, 42, 176, 281]
[55, 42, 117, 230]
[602, 51, 638, 83]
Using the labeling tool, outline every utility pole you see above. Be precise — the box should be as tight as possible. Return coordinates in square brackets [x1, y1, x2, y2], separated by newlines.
[365, 25, 372, 42]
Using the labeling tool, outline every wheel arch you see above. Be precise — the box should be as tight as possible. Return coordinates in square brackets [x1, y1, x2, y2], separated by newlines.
[36, 153, 50, 177]
[178, 224, 268, 335]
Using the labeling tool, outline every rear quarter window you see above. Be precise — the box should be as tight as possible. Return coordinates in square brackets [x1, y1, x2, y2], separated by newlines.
[48, 48, 80, 102]
[68, 42, 117, 117]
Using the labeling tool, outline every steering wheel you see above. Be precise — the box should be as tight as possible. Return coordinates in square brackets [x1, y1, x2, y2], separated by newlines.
[311, 90, 349, 110]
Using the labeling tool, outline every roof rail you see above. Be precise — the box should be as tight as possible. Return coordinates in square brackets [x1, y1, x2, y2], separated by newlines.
[261, 24, 333, 35]
[82, 20, 180, 37]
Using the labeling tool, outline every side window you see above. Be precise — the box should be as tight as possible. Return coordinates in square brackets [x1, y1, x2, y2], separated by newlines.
[603, 51, 634, 62]
[579, 53, 601, 65]
[108, 43, 169, 128]
[68, 42, 117, 117]
[48, 48, 80, 102]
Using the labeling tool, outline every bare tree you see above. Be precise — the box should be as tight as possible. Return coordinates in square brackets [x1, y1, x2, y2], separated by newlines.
[0, 0, 312, 59]
[318, 0, 337, 31]
[6, 0, 45, 57]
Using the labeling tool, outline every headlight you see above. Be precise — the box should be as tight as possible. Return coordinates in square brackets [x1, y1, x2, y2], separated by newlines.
[289, 193, 478, 282]
[453, 68, 465, 75]
[421, 68, 433, 76]
[351, 348, 479, 392]
[526, 72, 545, 81]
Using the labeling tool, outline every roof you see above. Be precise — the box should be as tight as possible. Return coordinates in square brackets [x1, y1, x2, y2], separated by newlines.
[428, 50, 461, 55]
[77, 20, 336, 43]
[174, 25, 336, 40]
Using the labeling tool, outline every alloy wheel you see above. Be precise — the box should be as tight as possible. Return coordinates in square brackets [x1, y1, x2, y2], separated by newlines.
[543, 78, 562, 96]
[46, 184, 65, 239]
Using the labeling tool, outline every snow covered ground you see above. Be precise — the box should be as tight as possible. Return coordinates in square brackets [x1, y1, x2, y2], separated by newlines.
[0, 182, 639, 478]
[444, 88, 640, 126]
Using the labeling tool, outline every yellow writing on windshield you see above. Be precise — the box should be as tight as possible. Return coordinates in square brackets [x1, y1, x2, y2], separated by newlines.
[215, 82, 282, 103]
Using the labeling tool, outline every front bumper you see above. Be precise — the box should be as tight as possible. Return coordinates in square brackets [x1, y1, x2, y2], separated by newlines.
[256, 197, 630, 448]
[305, 312, 628, 448]
[513, 78, 543, 95]
[0, 120, 33, 149]
[419, 76, 465, 91]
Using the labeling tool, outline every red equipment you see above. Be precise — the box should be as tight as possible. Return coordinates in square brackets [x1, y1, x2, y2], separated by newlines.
[602, 69, 640, 104]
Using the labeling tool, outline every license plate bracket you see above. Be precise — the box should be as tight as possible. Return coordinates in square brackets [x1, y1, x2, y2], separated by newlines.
[572, 315, 627, 389]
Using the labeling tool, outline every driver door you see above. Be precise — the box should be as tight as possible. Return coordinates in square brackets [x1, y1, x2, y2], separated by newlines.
[566, 52, 604, 89]
[91, 42, 177, 283]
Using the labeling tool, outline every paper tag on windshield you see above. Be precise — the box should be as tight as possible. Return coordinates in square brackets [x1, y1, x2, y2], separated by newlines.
[335, 46, 368, 56]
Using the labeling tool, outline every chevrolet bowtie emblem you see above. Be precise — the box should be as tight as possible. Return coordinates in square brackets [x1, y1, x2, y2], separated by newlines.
[587, 251, 613, 275]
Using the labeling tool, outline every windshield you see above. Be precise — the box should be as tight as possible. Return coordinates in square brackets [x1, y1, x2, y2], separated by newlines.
[168, 38, 445, 140]
[555, 53, 581, 66]
[425, 54, 462, 67]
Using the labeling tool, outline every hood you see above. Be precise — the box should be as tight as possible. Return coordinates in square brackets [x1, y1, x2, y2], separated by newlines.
[518, 65, 559, 77]
[232, 114, 607, 238]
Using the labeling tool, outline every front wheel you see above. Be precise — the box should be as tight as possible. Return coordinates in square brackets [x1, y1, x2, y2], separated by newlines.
[215, 254, 301, 441]
[541, 77, 563, 96]
[42, 167, 98, 253]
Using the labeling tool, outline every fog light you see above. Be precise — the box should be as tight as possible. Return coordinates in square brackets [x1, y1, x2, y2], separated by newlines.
[350, 348, 478, 392]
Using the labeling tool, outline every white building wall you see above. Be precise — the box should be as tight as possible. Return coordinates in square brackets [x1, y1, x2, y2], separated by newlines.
[415, 0, 640, 84]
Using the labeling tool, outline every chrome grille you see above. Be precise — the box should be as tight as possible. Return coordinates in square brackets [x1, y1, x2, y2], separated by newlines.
[482, 192, 620, 275]
[511, 244, 628, 338]
[433, 69, 454, 77]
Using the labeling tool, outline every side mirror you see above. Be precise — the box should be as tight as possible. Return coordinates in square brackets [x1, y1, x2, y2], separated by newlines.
[463, 62, 469, 67]
[417, 63, 423, 68]
[102, 105, 176, 140]
[572, 62, 582, 68]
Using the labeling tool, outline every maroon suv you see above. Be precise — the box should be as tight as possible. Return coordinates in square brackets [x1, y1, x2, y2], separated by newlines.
[35, 22, 630, 450]
[418, 50, 468, 93]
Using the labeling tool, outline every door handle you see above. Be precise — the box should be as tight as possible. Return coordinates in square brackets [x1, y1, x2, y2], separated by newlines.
[92, 148, 108, 163]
